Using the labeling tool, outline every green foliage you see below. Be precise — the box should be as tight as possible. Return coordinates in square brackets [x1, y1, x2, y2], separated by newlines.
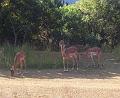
[101, 44, 112, 53]
[75, 0, 120, 47]
[59, 5, 86, 43]
[113, 45, 120, 60]
[0, 43, 20, 68]
[85, 34, 100, 47]
[0, 0, 120, 50]
[75, 0, 107, 22]
[0, 0, 120, 69]
[0, 43, 63, 69]
[26, 50, 63, 69]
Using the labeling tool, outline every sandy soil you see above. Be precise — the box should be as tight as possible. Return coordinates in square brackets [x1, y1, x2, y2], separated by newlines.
[0, 53, 120, 98]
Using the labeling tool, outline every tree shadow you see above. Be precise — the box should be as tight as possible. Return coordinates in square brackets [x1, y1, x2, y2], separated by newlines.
[0, 60, 120, 80]
[0, 53, 120, 79]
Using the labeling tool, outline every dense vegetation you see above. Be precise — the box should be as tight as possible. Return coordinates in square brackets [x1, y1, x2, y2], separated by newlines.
[0, 0, 120, 49]
[0, 0, 120, 68]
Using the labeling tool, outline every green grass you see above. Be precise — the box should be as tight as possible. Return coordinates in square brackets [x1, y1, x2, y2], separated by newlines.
[101, 44, 112, 53]
[112, 45, 120, 61]
[1, 42, 120, 69]
[0, 43, 63, 69]
[26, 50, 63, 69]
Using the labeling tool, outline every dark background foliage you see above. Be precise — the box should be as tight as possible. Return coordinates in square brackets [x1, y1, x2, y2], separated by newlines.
[0, 0, 120, 50]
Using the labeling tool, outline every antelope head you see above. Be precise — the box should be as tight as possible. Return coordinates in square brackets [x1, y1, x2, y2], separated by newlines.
[59, 40, 65, 46]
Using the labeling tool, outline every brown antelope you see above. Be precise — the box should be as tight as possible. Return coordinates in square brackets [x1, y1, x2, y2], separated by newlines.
[10, 50, 26, 76]
[59, 40, 79, 71]
[80, 47, 103, 68]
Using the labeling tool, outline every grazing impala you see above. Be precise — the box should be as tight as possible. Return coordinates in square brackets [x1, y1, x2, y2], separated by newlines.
[59, 40, 79, 71]
[10, 50, 26, 76]
[80, 46, 103, 68]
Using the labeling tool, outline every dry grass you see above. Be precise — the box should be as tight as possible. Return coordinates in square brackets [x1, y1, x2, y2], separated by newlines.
[0, 53, 120, 98]
[0, 76, 120, 98]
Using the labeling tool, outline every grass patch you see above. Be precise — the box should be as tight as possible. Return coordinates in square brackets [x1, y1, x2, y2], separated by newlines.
[26, 51, 63, 69]
[0, 43, 63, 69]
[102, 44, 112, 53]
[112, 45, 120, 61]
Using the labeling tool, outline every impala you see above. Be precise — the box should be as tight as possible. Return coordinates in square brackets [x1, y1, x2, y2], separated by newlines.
[80, 46, 103, 68]
[59, 40, 79, 71]
[10, 50, 26, 76]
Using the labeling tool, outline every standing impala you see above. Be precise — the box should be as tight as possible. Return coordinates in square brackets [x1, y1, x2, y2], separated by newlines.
[10, 50, 26, 76]
[80, 46, 103, 68]
[59, 40, 79, 71]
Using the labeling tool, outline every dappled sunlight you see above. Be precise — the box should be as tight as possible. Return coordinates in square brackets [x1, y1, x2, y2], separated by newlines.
[0, 53, 120, 80]
[0, 68, 120, 80]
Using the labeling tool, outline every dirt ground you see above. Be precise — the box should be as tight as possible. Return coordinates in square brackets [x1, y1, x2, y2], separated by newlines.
[0, 53, 120, 98]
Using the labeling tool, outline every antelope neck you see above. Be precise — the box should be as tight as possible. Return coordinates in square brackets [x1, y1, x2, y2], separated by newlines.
[60, 44, 66, 57]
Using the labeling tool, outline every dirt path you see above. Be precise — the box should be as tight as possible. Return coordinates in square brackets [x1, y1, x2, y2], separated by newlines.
[0, 68, 120, 98]
[0, 77, 120, 98]
[0, 54, 120, 98]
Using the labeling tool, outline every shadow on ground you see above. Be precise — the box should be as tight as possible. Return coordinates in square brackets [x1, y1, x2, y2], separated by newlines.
[0, 63, 120, 80]
[0, 53, 120, 79]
